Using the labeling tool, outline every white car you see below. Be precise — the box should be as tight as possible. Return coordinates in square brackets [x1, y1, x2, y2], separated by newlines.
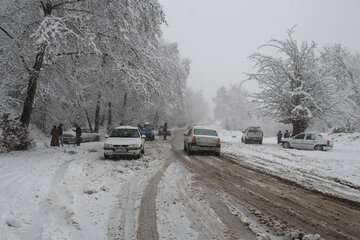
[183, 126, 221, 156]
[104, 126, 145, 159]
[282, 132, 333, 151]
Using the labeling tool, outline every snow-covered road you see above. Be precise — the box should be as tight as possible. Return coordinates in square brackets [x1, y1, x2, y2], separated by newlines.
[1, 131, 360, 240]
[0, 142, 164, 240]
[218, 130, 360, 203]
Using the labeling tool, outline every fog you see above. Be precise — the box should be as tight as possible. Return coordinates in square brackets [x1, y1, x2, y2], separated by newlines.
[160, 0, 360, 99]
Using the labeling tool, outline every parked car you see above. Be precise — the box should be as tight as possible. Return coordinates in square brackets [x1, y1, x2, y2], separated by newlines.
[282, 132, 333, 151]
[140, 122, 155, 141]
[104, 126, 145, 159]
[158, 126, 171, 137]
[183, 126, 221, 156]
[63, 128, 100, 144]
[241, 127, 263, 144]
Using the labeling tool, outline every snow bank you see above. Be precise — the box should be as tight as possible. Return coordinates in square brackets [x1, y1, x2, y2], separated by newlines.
[0, 140, 162, 240]
[219, 129, 360, 202]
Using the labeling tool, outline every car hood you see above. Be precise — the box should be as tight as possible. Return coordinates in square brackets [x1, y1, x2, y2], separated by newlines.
[105, 138, 141, 145]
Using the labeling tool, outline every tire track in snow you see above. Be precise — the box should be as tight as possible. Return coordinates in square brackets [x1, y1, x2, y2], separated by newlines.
[136, 157, 172, 240]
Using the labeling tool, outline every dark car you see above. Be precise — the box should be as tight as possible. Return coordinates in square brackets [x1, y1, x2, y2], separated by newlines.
[139, 123, 155, 141]
[241, 127, 264, 144]
[63, 129, 100, 144]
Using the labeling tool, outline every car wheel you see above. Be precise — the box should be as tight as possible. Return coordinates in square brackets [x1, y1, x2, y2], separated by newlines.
[141, 148, 145, 155]
[244, 139, 248, 144]
[314, 145, 323, 151]
[259, 140, 263, 144]
[104, 154, 109, 160]
[283, 142, 291, 149]
[215, 151, 221, 157]
[184, 143, 187, 152]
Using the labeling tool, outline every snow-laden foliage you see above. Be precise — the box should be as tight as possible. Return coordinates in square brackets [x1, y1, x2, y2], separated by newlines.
[248, 29, 349, 135]
[0, 0, 189, 134]
[319, 44, 360, 131]
[0, 114, 32, 152]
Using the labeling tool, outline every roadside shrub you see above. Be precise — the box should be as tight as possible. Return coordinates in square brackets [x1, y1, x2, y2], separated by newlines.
[0, 113, 32, 152]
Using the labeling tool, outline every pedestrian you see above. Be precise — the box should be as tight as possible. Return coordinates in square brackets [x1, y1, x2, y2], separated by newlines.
[277, 130, 283, 144]
[163, 122, 168, 140]
[58, 123, 64, 147]
[75, 124, 82, 146]
[284, 130, 290, 139]
[50, 125, 60, 147]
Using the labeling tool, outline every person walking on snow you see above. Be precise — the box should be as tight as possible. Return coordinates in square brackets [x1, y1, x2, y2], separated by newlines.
[50, 125, 60, 147]
[284, 130, 290, 139]
[277, 130, 283, 144]
[163, 122, 168, 140]
[75, 124, 82, 146]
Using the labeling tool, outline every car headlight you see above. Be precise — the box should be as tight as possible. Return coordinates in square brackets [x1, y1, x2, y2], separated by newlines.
[129, 144, 141, 149]
[104, 143, 113, 148]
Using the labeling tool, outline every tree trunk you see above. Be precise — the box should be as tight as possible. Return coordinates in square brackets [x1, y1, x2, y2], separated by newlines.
[94, 96, 101, 133]
[20, 44, 47, 127]
[292, 119, 308, 136]
[84, 108, 93, 132]
[107, 102, 112, 132]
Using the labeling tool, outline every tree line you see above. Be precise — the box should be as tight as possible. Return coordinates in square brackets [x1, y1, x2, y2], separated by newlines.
[0, 0, 190, 151]
[214, 28, 360, 136]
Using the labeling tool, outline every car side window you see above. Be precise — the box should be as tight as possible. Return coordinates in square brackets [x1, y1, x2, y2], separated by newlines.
[294, 133, 305, 140]
[305, 134, 315, 140]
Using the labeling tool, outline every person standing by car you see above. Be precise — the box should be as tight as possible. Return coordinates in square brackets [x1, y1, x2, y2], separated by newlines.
[163, 122, 168, 140]
[277, 130, 283, 144]
[50, 125, 60, 147]
[58, 123, 64, 147]
[284, 130, 290, 139]
[75, 124, 82, 146]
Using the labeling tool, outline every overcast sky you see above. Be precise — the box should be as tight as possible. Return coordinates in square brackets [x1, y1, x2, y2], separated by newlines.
[159, 0, 360, 100]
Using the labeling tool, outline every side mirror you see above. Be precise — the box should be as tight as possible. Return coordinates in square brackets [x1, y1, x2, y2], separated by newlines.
[184, 133, 187, 136]
[105, 135, 109, 139]
[142, 135, 146, 139]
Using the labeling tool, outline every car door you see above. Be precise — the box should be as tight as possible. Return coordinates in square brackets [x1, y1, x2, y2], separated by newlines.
[291, 133, 306, 149]
[304, 133, 316, 150]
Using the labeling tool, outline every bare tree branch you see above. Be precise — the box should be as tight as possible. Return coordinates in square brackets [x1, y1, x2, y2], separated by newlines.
[0, 25, 14, 39]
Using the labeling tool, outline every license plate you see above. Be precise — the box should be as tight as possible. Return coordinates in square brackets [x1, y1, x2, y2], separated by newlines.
[115, 147, 126, 153]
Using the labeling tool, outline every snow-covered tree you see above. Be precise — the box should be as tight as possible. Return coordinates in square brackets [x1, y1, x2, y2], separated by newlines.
[1, 0, 190, 137]
[248, 29, 338, 135]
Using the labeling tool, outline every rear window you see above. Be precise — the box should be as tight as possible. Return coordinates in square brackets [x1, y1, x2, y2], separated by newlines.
[110, 129, 140, 138]
[194, 129, 218, 136]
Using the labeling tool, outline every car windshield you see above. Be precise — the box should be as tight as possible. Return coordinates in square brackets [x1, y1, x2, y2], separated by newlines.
[110, 129, 140, 138]
[194, 129, 218, 136]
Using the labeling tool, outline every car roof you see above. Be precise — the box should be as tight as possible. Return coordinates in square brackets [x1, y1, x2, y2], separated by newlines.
[113, 126, 139, 130]
[192, 126, 217, 131]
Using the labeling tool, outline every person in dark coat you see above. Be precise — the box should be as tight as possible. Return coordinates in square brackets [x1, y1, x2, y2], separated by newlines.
[277, 130, 283, 144]
[163, 122, 168, 140]
[58, 123, 64, 147]
[284, 130, 290, 139]
[75, 124, 82, 146]
[50, 125, 60, 147]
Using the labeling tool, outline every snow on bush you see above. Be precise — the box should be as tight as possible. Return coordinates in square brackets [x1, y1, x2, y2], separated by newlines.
[0, 113, 32, 152]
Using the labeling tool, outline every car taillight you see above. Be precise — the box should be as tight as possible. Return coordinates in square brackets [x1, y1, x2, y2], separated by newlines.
[192, 136, 197, 144]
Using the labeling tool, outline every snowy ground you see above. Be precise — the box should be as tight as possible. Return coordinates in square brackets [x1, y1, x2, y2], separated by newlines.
[218, 129, 360, 202]
[0, 140, 164, 240]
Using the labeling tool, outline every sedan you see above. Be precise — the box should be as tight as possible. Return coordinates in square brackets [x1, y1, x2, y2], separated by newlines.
[104, 126, 145, 159]
[184, 126, 221, 156]
[282, 132, 333, 151]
